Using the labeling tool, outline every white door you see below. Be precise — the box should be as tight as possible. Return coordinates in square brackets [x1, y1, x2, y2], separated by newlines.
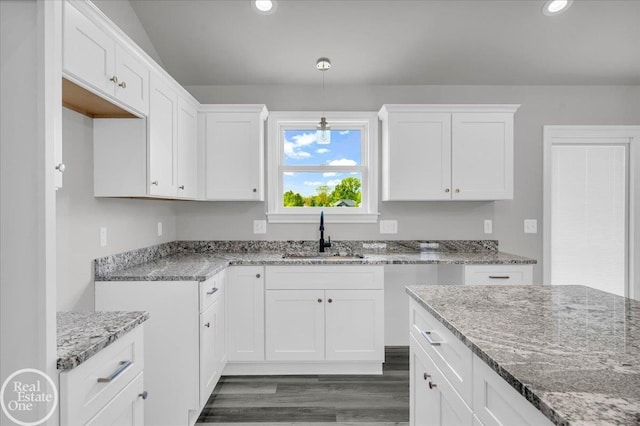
[410, 342, 435, 426]
[226, 267, 265, 361]
[148, 75, 177, 197]
[199, 301, 216, 407]
[325, 290, 384, 361]
[177, 98, 198, 198]
[205, 112, 262, 200]
[384, 112, 451, 200]
[452, 113, 513, 200]
[265, 290, 325, 361]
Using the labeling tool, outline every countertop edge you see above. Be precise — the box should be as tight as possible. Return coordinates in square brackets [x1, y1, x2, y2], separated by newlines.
[405, 286, 568, 426]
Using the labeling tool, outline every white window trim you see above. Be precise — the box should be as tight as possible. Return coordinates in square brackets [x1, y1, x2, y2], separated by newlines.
[267, 111, 379, 223]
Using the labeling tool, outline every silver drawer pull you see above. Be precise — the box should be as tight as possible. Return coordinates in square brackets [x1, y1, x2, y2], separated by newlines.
[138, 391, 148, 400]
[206, 287, 218, 295]
[97, 360, 132, 383]
[421, 330, 443, 346]
[489, 275, 510, 279]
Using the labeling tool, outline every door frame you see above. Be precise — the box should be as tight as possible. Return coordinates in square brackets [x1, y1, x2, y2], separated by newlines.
[543, 126, 640, 299]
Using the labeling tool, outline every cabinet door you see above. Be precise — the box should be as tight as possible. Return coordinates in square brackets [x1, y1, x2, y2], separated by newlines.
[226, 267, 265, 361]
[205, 112, 263, 200]
[85, 372, 144, 426]
[265, 290, 325, 361]
[411, 343, 436, 426]
[451, 113, 513, 200]
[177, 98, 198, 198]
[383, 112, 451, 200]
[114, 45, 149, 116]
[199, 301, 216, 407]
[325, 290, 384, 361]
[215, 271, 227, 375]
[63, 1, 115, 96]
[148, 75, 178, 197]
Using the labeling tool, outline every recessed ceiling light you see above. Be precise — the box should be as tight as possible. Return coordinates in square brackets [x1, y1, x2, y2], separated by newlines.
[253, 0, 276, 14]
[543, 0, 573, 16]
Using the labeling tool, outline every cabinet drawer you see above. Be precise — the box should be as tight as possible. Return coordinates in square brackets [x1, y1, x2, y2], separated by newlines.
[410, 334, 473, 426]
[410, 299, 472, 405]
[472, 354, 552, 426]
[265, 265, 384, 290]
[60, 326, 144, 426]
[200, 271, 224, 312]
[464, 265, 533, 285]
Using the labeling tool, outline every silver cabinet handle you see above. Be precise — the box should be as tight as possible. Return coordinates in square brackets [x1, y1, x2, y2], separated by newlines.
[55, 163, 66, 173]
[138, 391, 148, 400]
[151, 180, 159, 186]
[444, 188, 450, 193]
[256, 273, 261, 278]
[179, 185, 185, 190]
[206, 287, 218, 295]
[421, 330, 443, 346]
[204, 322, 211, 328]
[489, 275, 510, 279]
[423, 372, 431, 380]
[110, 76, 118, 84]
[317, 298, 322, 303]
[429, 381, 438, 389]
[118, 81, 127, 88]
[97, 360, 132, 383]
[455, 188, 460, 193]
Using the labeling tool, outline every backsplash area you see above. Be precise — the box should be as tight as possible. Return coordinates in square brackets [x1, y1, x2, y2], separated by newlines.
[94, 240, 499, 278]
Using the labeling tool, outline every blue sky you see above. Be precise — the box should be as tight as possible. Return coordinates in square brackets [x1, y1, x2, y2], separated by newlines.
[283, 129, 361, 197]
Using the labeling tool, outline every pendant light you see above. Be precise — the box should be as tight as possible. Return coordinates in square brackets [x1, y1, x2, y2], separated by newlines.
[316, 57, 331, 144]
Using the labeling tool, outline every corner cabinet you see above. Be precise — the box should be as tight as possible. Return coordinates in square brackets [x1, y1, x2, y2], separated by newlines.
[379, 105, 519, 201]
[201, 105, 268, 201]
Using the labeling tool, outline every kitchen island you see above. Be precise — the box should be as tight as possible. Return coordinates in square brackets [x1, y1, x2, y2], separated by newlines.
[406, 284, 640, 425]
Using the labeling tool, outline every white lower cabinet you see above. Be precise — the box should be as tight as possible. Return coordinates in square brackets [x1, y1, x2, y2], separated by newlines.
[226, 266, 265, 362]
[409, 298, 552, 426]
[60, 326, 145, 426]
[95, 270, 226, 426]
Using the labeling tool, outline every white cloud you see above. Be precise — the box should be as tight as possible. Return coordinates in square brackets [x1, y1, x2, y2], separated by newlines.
[303, 181, 324, 186]
[283, 172, 295, 176]
[284, 132, 317, 159]
[328, 159, 357, 166]
[327, 179, 342, 186]
[323, 172, 337, 177]
[316, 148, 330, 154]
[339, 130, 350, 135]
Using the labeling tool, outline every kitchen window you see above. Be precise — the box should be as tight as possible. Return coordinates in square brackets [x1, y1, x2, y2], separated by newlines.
[267, 112, 379, 223]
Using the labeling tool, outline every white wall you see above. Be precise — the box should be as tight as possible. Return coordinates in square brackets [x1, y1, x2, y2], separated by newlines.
[91, 0, 165, 67]
[56, 108, 177, 311]
[178, 84, 640, 284]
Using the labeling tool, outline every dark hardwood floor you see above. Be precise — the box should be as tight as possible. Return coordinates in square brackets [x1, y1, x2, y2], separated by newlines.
[196, 347, 409, 425]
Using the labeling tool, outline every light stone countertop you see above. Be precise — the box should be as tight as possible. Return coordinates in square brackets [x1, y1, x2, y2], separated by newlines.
[95, 250, 536, 282]
[57, 311, 149, 370]
[406, 284, 640, 426]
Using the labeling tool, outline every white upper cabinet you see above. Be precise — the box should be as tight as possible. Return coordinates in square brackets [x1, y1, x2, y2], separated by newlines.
[203, 105, 268, 201]
[177, 98, 199, 199]
[148, 74, 178, 197]
[379, 105, 519, 201]
[63, 1, 149, 116]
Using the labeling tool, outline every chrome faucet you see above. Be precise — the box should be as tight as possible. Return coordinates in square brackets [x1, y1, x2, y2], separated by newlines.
[319, 211, 331, 252]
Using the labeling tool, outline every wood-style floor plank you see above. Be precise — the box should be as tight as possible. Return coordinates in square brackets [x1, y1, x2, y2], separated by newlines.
[197, 347, 409, 424]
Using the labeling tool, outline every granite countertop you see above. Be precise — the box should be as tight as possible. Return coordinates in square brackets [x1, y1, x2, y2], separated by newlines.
[57, 311, 149, 370]
[95, 250, 536, 282]
[406, 285, 640, 425]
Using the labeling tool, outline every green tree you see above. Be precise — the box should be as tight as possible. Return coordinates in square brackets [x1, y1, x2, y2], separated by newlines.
[315, 185, 331, 207]
[331, 177, 361, 206]
[283, 190, 304, 207]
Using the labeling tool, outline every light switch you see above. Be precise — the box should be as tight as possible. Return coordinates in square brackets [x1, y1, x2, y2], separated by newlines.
[157, 222, 163, 236]
[524, 219, 538, 234]
[99, 227, 107, 247]
[380, 220, 398, 234]
[253, 220, 267, 234]
[484, 219, 493, 234]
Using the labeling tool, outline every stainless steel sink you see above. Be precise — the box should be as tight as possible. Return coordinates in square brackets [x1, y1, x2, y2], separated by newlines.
[281, 253, 364, 260]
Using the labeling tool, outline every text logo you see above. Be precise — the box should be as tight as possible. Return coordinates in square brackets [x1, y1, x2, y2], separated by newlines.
[1, 369, 58, 426]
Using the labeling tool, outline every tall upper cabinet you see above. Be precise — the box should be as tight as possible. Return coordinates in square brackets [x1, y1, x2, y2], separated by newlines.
[201, 105, 268, 201]
[379, 105, 519, 201]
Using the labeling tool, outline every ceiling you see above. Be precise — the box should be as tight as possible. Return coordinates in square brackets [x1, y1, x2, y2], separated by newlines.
[129, 0, 640, 86]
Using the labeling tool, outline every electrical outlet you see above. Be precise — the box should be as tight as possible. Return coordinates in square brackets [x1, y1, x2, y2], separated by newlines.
[253, 220, 267, 234]
[157, 222, 163, 236]
[379, 220, 398, 234]
[524, 219, 538, 234]
[484, 219, 493, 234]
[99, 227, 107, 247]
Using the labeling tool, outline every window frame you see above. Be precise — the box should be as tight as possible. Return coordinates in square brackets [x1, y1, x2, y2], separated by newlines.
[267, 111, 379, 223]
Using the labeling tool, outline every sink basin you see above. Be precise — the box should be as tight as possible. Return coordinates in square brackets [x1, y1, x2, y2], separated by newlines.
[282, 253, 364, 260]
